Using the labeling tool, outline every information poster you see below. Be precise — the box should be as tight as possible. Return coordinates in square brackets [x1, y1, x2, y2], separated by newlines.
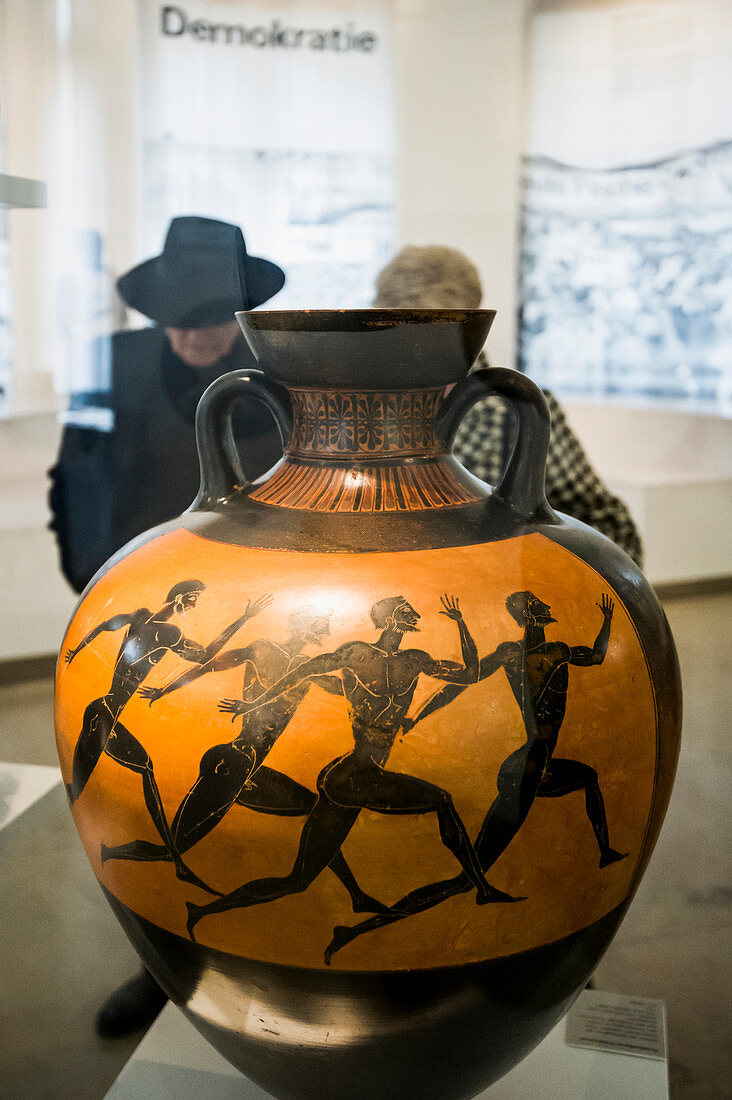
[519, 141, 732, 414]
[137, 1, 396, 307]
[520, 0, 732, 414]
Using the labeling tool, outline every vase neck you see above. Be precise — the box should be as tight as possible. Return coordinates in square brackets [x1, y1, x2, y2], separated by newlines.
[284, 386, 446, 462]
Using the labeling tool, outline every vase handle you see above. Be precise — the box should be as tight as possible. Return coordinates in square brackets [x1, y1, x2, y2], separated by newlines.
[192, 369, 292, 509]
[436, 366, 552, 519]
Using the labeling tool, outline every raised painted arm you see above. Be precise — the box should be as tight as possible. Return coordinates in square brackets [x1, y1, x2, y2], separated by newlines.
[419, 595, 479, 685]
[173, 594, 272, 665]
[64, 613, 134, 664]
[409, 646, 506, 728]
[570, 595, 614, 667]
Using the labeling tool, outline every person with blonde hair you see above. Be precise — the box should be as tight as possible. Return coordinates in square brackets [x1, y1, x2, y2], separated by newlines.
[373, 246, 642, 565]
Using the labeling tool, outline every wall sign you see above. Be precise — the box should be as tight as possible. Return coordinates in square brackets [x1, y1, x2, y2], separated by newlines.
[522, 0, 732, 413]
[519, 141, 732, 414]
[160, 4, 378, 52]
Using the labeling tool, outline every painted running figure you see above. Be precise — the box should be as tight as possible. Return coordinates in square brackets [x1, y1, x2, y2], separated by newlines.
[102, 607, 391, 916]
[186, 594, 514, 940]
[325, 591, 626, 964]
[63, 580, 269, 893]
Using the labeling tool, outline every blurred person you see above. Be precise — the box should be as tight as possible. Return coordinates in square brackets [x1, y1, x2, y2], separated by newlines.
[373, 246, 643, 565]
[49, 216, 285, 593]
[48, 216, 285, 1037]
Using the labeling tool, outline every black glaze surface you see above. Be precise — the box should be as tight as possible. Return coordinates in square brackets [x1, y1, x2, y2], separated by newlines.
[236, 309, 496, 389]
[105, 889, 626, 1100]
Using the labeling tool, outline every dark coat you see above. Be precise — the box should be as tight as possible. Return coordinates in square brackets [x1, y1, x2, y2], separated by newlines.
[49, 326, 282, 593]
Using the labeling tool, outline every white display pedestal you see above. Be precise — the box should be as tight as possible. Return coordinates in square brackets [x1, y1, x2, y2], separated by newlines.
[106, 992, 668, 1099]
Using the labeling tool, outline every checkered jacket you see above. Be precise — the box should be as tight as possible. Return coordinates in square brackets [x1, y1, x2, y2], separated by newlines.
[452, 377, 643, 567]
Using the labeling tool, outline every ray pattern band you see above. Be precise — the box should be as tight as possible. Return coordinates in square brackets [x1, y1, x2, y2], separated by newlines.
[57, 529, 657, 974]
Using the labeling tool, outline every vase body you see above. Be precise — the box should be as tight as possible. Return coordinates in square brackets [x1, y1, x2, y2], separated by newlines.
[55, 309, 681, 1100]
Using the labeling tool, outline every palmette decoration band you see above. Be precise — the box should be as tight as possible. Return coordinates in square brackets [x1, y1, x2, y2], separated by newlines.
[62, 577, 628, 965]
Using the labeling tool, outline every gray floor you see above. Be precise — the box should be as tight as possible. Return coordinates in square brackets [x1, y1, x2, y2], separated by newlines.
[1, 592, 730, 1098]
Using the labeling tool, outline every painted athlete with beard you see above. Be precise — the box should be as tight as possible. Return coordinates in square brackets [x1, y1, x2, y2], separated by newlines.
[186, 594, 515, 939]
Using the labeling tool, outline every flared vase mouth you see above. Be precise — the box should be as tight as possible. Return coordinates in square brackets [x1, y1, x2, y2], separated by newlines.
[238, 308, 496, 332]
[236, 308, 496, 389]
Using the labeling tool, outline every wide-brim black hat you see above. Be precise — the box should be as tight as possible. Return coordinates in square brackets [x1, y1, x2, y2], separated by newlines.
[117, 216, 285, 328]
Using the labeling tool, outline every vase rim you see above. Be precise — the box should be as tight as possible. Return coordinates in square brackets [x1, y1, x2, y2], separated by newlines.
[236, 308, 497, 389]
[237, 308, 497, 332]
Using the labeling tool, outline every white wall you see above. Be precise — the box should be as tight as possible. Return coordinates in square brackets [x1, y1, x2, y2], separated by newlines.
[0, 0, 728, 663]
[0, 0, 56, 412]
[0, 0, 140, 412]
[528, 0, 732, 169]
[565, 403, 732, 584]
[392, 0, 531, 366]
[0, 413, 76, 661]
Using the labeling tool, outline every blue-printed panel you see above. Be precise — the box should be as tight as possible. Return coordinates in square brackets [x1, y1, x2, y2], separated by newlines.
[519, 141, 732, 416]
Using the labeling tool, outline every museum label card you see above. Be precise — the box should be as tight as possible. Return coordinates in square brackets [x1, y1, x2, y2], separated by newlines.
[566, 990, 667, 1061]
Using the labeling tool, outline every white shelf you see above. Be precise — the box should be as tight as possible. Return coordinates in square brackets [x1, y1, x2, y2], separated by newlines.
[0, 173, 47, 209]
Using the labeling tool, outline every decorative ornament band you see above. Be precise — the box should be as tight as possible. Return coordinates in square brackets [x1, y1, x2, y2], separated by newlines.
[286, 388, 444, 458]
[249, 459, 482, 512]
